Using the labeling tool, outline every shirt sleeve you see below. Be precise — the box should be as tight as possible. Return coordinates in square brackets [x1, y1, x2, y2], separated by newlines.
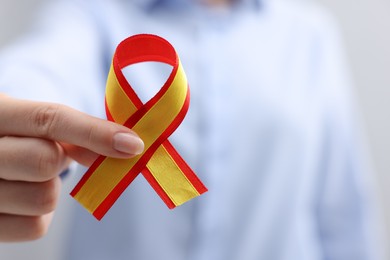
[0, 0, 107, 117]
[311, 11, 387, 260]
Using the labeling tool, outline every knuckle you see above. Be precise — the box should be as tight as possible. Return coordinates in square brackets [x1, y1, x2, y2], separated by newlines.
[87, 123, 99, 147]
[36, 142, 63, 180]
[34, 179, 60, 214]
[25, 216, 49, 241]
[31, 104, 61, 138]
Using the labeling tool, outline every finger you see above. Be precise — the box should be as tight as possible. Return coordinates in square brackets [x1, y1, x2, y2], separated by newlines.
[0, 177, 61, 216]
[0, 96, 144, 158]
[0, 136, 70, 182]
[60, 142, 99, 167]
[0, 213, 54, 242]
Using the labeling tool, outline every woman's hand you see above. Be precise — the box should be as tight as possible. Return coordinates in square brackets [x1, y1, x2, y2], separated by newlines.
[0, 95, 144, 242]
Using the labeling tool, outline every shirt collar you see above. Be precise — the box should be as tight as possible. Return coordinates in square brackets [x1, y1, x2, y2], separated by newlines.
[132, 0, 263, 10]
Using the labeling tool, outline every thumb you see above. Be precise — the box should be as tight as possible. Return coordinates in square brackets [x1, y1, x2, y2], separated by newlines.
[0, 96, 145, 158]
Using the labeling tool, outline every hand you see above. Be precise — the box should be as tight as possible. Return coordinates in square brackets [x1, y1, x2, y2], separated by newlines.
[0, 94, 144, 242]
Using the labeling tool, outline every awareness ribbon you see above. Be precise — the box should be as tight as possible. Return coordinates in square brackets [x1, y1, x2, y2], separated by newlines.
[70, 34, 207, 220]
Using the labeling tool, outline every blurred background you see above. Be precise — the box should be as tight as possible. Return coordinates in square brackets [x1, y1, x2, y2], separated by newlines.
[0, 0, 389, 259]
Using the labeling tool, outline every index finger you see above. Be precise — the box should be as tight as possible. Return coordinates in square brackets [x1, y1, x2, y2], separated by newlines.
[0, 96, 144, 158]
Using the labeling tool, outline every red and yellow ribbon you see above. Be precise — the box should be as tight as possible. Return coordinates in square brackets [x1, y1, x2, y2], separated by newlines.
[70, 34, 207, 220]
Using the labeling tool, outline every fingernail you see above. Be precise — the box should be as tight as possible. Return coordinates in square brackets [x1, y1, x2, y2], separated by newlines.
[113, 132, 144, 155]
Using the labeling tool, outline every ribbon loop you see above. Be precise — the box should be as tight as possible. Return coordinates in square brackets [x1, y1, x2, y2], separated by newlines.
[71, 34, 207, 220]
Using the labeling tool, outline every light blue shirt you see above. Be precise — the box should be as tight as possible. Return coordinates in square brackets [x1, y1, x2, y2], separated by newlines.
[0, 0, 385, 259]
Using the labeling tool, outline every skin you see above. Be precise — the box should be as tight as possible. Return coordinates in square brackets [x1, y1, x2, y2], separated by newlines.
[0, 94, 144, 242]
[200, 0, 231, 6]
